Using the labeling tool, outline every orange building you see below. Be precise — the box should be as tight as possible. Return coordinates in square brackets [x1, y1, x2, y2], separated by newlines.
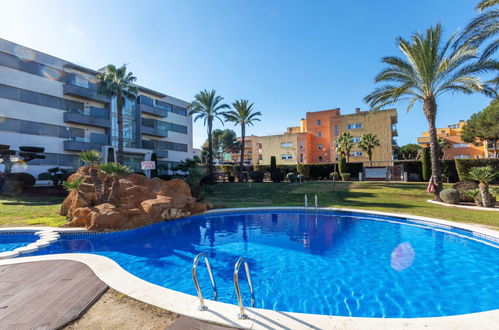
[417, 120, 486, 159]
[232, 107, 398, 165]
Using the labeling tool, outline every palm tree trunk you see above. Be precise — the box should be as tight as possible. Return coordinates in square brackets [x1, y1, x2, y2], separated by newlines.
[117, 90, 124, 164]
[480, 182, 494, 207]
[107, 178, 119, 204]
[424, 98, 443, 201]
[90, 166, 102, 203]
[207, 118, 214, 183]
[239, 125, 245, 182]
[368, 150, 373, 167]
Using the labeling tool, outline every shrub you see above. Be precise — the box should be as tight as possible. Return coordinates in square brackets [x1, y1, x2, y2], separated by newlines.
[455, 158, 499, 182]
[452, 180, 478, 202]
[297, 174, 304, 182]
[441, 160, 459, 183]
[338, 157, 346, 174]
[270, 156, 277, 173]
[341, 173, 350, 181]
[228, 175, 235, 183]
[251, 170, 265, 183]
[297, 163, 310, 179]
[287, 172, 297, 182]
[271, 171, 284, 183]
[421, 147, 430, 181]
[37, 172, 52, 181]
[253, 165, 269, 173]
[439, 189, 460, 204]
[7, 172, 36, 190]
[329, 172, 339, 180]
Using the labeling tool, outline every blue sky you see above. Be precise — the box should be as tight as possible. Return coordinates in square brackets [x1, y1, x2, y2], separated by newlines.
[0, 0, 493, 148]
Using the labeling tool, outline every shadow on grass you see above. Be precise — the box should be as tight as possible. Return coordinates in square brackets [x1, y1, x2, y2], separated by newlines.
[1, 196, 63, 206]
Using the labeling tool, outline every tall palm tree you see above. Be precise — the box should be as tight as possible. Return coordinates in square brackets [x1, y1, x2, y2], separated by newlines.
[224, 100, 262, 181]
[188, 90, 229, 181]
[437, 137, 451, 160]
[336, 132, 354, 162]
[358, 133, 380, 166]
[99, 162, 131, 204]
[467, 166, 497, 207]
[97, 64, 139, 164]
[364, 24, 496, 201]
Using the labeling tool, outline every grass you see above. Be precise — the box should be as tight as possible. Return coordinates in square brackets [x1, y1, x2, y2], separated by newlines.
[201, 181, 499, 229]
[0, 196, 66, 227]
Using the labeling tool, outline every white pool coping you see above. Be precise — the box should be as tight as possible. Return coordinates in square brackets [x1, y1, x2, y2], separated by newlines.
[427, 199, 499, 212]
[0, 207, 498, 329]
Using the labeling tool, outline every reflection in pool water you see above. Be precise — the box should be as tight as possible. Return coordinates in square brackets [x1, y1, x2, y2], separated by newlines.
[27, 210, 499, 318]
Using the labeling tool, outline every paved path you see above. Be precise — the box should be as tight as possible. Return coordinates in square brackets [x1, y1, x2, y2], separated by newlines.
[0, 260, 108, 330]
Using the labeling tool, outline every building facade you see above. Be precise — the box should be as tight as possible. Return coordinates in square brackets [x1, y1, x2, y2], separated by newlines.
[417, 120, 488, 159]
[0, 39, 192, 177]
[231, 107, 398, 165]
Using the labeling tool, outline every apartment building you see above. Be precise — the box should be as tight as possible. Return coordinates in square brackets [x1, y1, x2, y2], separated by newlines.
[232, 107, 398, 165]
[417, 120, 487, 159]
[230, 135, 263, 165]
[0, 38, 192, 177]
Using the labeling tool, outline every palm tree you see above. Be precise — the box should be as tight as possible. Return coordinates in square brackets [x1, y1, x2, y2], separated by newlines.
[336, 132, 354, 162]
[80, 150, 103, 202]
[455, 0, 498, 64]
[97, 64, 139, 164]
[437, 137, 451, 160]
[225, 100, 262, 181]
[467, 166, 497, 207]
[99, 162, 131, 204]
[358, 133, 380, 166]
[188, 90, 229, 182]
[364, 24, 496, 201]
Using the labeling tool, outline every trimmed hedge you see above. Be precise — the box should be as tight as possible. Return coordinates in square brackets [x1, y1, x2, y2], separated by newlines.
[455, 158, 499, 182]
[421, 147, 431, 181]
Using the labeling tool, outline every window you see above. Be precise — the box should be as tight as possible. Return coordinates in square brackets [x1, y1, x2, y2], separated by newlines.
[317, 131, 322, 138]
[40, 94, 59, 108]
[454, 154, 470, 159]
[318, 144, 323, 150]
[352, 137, 361, 143]
[281, 154, 293, 160]
[40, 123, 58, 137]
[72, 75, 89, 88]
[453, 143, 469, 148]
[0, 118, 19, 132]
[347, 123, 362, 129]
[0, 84, 19, 100]
[317, 119, 321, 126]
[0, 52, 20, 69]
[334, 125, 339, 135]
[318, 156, 323, 162]
[281, 142, 292, 148]
[300, 154, 303, 162]
[352, 151, 363, 156]
[299, 142, 303, 149]
[19, 120, 40, 135]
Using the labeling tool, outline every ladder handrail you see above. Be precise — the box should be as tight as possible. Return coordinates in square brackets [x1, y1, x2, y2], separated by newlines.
[233, 256, 255, 319]
[192, 252, 218, 311]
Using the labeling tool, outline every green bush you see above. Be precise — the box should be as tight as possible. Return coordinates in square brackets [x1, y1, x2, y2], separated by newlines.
[297, 174, 304, 182]
[228, 175, 235, 183]
[338, 157, 346, 174]
[297, 163, 311, 179]
[287, 172, 297, 182]
[37, 172, 52, 180]
[253, 165, 269, 172]
[455, 158, 499, 182]
[329, 172, 339, 180]
[277, 165, 297, 174]
[341, 173, 350, 181]
[270, 156, 277, 173]
[271, 171, 284, 183]
[439, 188, 460, 204]
[251, 170, 265, 183]
[421, 147, 431, 181]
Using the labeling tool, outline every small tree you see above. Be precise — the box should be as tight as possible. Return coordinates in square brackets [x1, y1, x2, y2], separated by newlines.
[437, 137, 451, 160]
[80, 150, 103, 203]
[461, 99, 499, 158]
[421, 147, 431, 181]
[396, 144, 421, 160]
[336, 132, 354, 162]
[99, 162, 131, 204]
[0, 145, 45, 173]
[467, 166, 497, 207]
[358, 133, 380, 166]
[62, 177, 84, 198]
[270, 156, 277, 173]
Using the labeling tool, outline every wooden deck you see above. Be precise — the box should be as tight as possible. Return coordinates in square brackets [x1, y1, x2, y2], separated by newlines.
[0, 260, 108, 330]
[167, 315, 238, 330]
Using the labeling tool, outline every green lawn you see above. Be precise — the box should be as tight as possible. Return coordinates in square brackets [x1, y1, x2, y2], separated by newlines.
[201, 182, 499, 229]
[0, 196, 66, 227]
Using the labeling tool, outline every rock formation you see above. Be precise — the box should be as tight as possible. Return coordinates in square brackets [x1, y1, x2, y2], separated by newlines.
[60, 166, 207, 231]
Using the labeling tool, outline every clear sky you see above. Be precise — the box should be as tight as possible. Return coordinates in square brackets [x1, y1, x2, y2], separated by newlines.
[0, 0, 493, 149]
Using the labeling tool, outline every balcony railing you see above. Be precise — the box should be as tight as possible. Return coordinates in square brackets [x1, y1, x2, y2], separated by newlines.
[138, 103, 168, 118]
[63, 107, 111, 128]
[63, 74, 110, 103]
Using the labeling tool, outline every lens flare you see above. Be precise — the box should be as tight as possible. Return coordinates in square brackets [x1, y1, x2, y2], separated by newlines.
[41, 66, 62, 81]
[391, 242, 415, 272]
[13, 45, 35, 61]
[14, 160, 28, 172]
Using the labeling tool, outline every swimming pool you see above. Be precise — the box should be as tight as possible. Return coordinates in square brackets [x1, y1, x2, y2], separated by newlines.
[0, 233, 38, 252]
[21, 210, 499, 318]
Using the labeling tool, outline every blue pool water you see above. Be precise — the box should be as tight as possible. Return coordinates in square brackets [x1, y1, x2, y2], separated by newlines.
[0, 233, 37, 252]
[24, 210, 499, 318]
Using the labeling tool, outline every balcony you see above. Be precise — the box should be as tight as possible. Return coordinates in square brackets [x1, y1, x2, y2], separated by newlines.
[155, 150, 168, 158]
[142, 126, 168, 137]
[63, 74, 110, 103]
[63, 107, 111, 128]
[63, 134, 109, 151]
[141, 140, 168, 159]
[391, 124, 398, 137]
[138, 103, 168, 118]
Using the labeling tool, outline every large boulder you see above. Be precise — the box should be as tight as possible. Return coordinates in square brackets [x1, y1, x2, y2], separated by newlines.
[61, 166, 207, 231]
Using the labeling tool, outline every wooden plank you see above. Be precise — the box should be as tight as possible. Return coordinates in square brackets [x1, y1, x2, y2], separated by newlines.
[0, 260, 108, 330]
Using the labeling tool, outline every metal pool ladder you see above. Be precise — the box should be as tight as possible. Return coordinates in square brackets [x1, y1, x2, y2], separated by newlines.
[233, 256, 255, 319]
[192, 252, 218, 311]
